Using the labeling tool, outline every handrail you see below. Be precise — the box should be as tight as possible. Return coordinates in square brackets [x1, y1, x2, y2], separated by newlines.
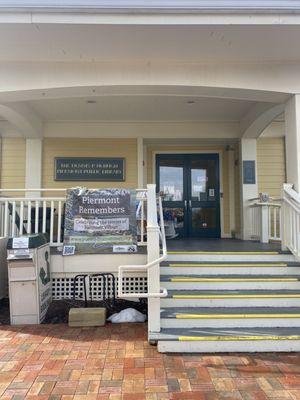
[248, 196, 282, 204]
[282, 183, 300, 260]
[0, 188, 67, 193]
[118, 195, 168, 299]
[284, 183, 300, 203]
[250, 201, 282, 207]
[0, 188, 147, 193]
[284, 196, 300, 213]
[0, 197, 66, 202]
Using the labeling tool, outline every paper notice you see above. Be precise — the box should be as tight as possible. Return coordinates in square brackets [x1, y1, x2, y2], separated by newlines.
[12, 237, 29, 249]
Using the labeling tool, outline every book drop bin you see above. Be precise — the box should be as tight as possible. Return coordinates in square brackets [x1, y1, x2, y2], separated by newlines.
[7, 234, 51, 325]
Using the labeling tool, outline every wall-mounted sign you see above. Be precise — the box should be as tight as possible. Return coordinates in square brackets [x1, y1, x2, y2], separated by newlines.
[55, 157, 125, 181]
[243, 160, 256, 184]
[63, 187, 137, 254]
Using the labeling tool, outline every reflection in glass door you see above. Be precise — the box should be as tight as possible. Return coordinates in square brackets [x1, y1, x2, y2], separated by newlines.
[188, 156, 220, 238]
[157, 156, 186, 238]
[156, 153, 220, 238]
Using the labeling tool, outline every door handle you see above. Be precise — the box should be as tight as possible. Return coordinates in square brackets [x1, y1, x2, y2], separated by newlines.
[189, 200, 192, 208]
[184, 200, 187, 209]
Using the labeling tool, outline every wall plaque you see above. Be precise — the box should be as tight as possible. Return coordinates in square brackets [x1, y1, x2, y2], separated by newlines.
[55, 157, 125, 181]
[243, 160, 256, 184]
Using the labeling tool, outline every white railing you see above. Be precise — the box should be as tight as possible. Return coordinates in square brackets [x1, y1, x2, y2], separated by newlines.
[269, 203, 282, 241]
[0, 189, 66, 246]
[282, 184, 300, 260]
[118, 184, 167, 333]
[249, 199, 282, 243]
[118, 190, 167, 299]
[136, 189, 147, 246]
[0, 188, 149, 247]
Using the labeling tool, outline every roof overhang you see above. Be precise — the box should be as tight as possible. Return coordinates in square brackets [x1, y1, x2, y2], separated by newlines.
[1, 0, 300, 13]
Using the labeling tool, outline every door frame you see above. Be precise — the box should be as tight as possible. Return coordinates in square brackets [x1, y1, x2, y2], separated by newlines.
[152, 150, 227, 238]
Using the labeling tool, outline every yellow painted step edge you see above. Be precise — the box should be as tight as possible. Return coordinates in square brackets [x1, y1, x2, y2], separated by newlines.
[168, 251, 279, 255]
[178, 335, 300, 342]
[175, 314, 300, 319]
[169, 263, 288, 267]
[170, 278, 297, 282]
[173, 294, 300, 299]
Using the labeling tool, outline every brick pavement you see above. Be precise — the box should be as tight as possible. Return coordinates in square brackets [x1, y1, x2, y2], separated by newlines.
[0, 323, 299, 399]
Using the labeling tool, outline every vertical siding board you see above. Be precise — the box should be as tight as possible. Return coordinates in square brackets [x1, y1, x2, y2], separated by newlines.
[257, 138, 286, 198]
[1, 138, 26, 195]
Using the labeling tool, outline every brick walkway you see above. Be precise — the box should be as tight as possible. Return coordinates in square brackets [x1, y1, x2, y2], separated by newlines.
[0, 323, 299, 400]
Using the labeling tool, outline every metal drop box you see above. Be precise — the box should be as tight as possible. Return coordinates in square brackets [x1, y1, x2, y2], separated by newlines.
[0, 238, 8, 300]
[7, 234, 51, 325]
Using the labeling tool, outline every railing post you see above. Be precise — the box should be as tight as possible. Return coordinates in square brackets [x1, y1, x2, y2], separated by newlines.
[146, 184, 161, 333]
[281, 189, 288, 251]
[260, 204, 270, 243]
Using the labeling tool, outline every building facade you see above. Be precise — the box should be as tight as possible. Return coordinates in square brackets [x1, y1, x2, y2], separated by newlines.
[0, 0, 297, 241]
[1, 1, 300, 351]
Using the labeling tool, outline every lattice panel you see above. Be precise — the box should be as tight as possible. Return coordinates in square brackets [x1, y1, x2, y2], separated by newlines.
[52, 277, 85, 300]
[52, 275, 148, 300]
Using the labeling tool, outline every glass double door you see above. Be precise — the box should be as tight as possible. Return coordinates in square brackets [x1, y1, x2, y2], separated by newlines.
[156, 154, 220, 238]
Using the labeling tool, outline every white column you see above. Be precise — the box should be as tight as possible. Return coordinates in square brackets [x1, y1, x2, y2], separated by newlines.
[228, 146, 236, 237]
[143, 144, 148, 186]
[25, 138, 42, 197]
[240, 138, 258, 240]
[137, 137, 144, 188]
[147, 184, 160, 333]
[285, 95, 300, 193]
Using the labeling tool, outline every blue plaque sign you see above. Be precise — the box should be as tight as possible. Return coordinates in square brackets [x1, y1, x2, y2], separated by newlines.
[243, 160, 256, 184]
[55, 157, 125, 181]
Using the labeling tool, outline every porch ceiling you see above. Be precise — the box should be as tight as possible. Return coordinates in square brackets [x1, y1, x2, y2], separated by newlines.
[27, 95, 255, 122]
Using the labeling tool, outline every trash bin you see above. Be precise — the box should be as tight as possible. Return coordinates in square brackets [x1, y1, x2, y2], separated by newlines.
[7, 234, 51, 325]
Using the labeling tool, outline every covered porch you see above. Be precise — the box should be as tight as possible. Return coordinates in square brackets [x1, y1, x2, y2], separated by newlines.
[0, 18, 300, 348]
[0, 20, 299, 246]
[0, 92, 289, 246]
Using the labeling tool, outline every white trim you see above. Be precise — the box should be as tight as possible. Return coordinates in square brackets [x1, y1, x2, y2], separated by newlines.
[239, 138, 258, 240]
[137, 137, 144, 188]
[4, 12, 300, 25]
[152, 149, 228, 238]
[228, 147, 236, 235]
[42, 121, 240, 140]
[285, 95, 300, 193]
[143, 144, 147, 188]
[3, 0, 300, 12]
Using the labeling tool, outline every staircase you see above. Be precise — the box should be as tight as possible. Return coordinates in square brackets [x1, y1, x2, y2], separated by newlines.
[149, 249, 300, 353]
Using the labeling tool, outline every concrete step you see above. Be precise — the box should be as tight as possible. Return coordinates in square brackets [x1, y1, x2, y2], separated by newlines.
[150, 327, 300, 353]
[160, 275, 300, 290]
[160, 306, 300, 328]
[166, 251, 296, 263]
[161, 262, 300, 276]
[161, 289, 300, 307]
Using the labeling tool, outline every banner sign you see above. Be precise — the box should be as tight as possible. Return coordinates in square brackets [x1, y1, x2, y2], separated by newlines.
[55, 157, 125, 181]
[63, 187, 137, 254]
